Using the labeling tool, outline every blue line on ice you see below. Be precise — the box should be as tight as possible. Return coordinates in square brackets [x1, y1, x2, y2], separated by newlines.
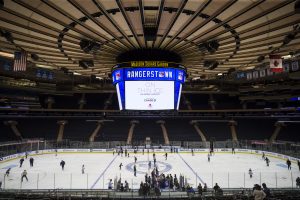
[90, 155, 118, 189]
[177, 153, 205, 184]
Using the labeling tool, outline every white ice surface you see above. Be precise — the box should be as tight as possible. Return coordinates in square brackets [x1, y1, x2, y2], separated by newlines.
[0, 152, 299, 190]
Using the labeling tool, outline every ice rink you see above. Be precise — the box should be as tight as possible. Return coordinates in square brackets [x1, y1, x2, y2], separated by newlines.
[1, 151, 300, 190]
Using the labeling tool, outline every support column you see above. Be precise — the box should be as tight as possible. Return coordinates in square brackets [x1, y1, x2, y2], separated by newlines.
[190, 121, 207, 142]
[57, 120, 67, 142]
[228, 120, 238, 142]
[45, 97, 54, 109]
[126, 120, 139, 145]
[89, 121, 103, 142]
[78, 94, 86, 110]
[209, 94, 216, 110]
[4, 120, 22, 140]
[269, 122, 285, 143]
[156, 120, 170, 145]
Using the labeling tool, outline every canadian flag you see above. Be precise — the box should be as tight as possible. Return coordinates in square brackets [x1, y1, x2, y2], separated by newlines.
[269, 55, 283, 72]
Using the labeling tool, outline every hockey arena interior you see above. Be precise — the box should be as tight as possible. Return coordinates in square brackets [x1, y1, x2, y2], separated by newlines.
[1, 0, 300, 199]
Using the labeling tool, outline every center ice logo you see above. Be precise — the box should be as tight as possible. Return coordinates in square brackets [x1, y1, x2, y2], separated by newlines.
[126, 161, 172, 175]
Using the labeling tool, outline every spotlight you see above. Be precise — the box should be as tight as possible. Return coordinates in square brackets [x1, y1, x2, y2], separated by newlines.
[80, 39, 101, 53]
[198, 40, 219, 53]
[257, 55, 265, 62]
[79, 60, 94, 69]
[31, 53, 39, 61]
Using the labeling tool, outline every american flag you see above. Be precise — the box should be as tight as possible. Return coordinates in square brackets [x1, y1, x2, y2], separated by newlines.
[13, 51, 27, 71]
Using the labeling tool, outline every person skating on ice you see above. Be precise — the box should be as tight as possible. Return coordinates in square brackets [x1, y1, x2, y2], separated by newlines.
[133, 164, 137, 177]
[19, 158, 24, 167]
[119, 163, 123, 170]
[134, 156, 137, 163]
[60, 160, 65, 170]
[165, 153, 168, 160]
[29, 157, 34, 167]
[265, 157, 270, 166]
[207, 154, 210, 162]
[21, 170, 28, 182]
[82, 165, 85, 174]
[286, 159, 292, 170]
[5, 168, 11, 177]
[248, 168, 253, 178]
[298, 160, 300, 171]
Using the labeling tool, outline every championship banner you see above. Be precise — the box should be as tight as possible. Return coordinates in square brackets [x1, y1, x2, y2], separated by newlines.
[269, 55, 283, 72]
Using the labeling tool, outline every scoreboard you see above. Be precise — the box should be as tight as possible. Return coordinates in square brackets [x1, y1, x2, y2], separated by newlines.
[112, 61, 186, 110]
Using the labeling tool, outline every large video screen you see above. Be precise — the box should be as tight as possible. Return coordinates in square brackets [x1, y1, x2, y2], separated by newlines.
[125, 81, 174, 110]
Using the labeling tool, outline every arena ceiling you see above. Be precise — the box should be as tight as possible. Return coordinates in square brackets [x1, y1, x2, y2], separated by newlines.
[0, 0, 299, 80]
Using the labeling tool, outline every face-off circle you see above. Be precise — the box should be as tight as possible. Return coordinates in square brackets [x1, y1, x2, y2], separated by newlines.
[125, 161, 172, 175]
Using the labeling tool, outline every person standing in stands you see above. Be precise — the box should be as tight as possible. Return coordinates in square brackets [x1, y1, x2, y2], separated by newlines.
[60, 160, 65, 170]
[262, 183, 271, 198]
[29, 157, 34, 167]
[19, 158, 24, 167]
[21, 170, 28, 182]
[296, 177, 300, 188]
[287, 159, 292, 170]
[253, 184, 266, 200]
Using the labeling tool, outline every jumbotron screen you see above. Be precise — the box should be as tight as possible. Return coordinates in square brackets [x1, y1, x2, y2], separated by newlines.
[112, 62, 186, 110]
[125, 81, 174, 110]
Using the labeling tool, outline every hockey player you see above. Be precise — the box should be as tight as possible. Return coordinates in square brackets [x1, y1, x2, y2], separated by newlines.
[25, 152, 28, 159]
[148, 161, 151, 169]
[287, 159, 292, 170]
[265, 157, 270, 167]
[298, 160, 300, 171]
[208, 154, 210, 162]
[82, 165, 85, 174]
[29, 157, 34, 167]
[119, 163, 123, 170]
[133, 164, 137, 177]
[232, 147, 235, 154]
[262, 152, 265, 160]
[191, 149, 194, 156]
[108, 179, 113, 189]
[60, 160, 65, 170]
[21, 170, 28, 182]
[134, 156, 137, 163]
[153, 153, 156, 160]
[5, 168, 11, 177]
[154, 158, 156, 166]
[19, 158, 24, 167]
[165, 153, 168, 160]
[248, 168, 253, 178]
[142, 149, 144, 155]
[125, 149, 128, 157]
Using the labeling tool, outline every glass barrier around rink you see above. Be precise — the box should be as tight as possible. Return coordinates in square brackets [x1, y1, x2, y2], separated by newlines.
[1, 171, 298, 190]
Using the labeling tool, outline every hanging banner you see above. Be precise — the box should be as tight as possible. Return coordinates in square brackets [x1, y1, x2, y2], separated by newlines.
[269, 55, 283, 72]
